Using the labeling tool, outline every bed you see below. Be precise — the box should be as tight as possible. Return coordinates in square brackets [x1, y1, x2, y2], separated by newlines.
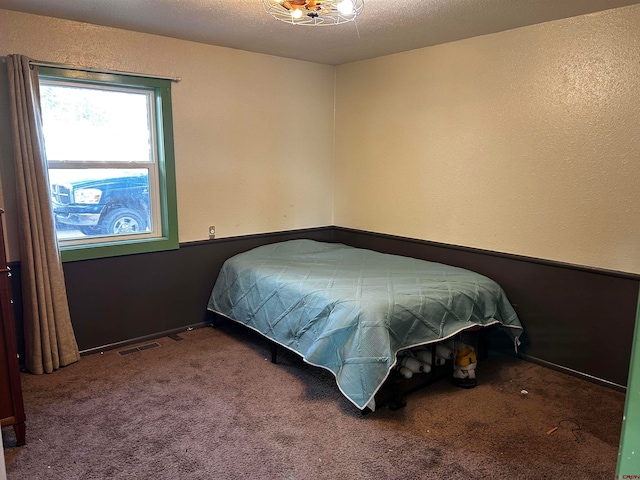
[207, 239, 523, 411]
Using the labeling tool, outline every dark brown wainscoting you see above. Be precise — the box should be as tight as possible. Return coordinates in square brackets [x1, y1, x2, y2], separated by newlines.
[333, 227, 640, 388]
[61, 227, 334, 354]
[8, 226, 639, 389]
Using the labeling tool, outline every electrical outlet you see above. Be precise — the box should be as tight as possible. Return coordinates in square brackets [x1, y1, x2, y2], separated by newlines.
[208, 226, 216, 239]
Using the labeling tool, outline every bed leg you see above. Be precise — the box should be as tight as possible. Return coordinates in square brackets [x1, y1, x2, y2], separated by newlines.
[270, 343, 278, 364]
[388, 395, 407, 411]
[207, 311, 218, 328]
[387, 380, 407, 411]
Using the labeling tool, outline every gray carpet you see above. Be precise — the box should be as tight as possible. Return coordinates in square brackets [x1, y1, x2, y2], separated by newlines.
[2, 323, 625, 479]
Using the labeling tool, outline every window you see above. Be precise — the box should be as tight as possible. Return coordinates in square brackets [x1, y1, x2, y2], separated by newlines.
[38, 68, 178, 261]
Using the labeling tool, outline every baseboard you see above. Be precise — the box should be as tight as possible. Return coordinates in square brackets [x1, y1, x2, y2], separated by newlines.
[514, 352, 627, 393]
[79, 321, 211, 356]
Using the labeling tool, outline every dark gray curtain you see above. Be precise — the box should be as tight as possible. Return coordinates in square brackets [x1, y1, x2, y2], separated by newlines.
[6, 54, 80, 374]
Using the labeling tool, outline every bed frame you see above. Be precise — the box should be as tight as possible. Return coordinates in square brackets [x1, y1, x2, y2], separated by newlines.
[209, 311, 489, 413]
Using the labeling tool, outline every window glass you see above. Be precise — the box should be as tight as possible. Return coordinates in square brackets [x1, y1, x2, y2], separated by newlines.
[40, 84, 153, 162]
[49, 168, 153, 241]
[38, 68, 178, 261]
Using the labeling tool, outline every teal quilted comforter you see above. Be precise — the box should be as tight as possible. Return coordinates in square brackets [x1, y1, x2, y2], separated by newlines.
[207, 240, 522, 410]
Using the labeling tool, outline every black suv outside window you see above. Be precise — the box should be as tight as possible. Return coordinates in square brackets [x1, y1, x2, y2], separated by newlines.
[39, 67, 178, 261]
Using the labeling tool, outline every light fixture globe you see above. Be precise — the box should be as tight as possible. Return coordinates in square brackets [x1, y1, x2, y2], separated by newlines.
[263, 0, 364, 26]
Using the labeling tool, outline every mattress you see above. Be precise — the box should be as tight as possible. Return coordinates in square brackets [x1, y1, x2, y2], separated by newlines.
[207, 239, 523, 410]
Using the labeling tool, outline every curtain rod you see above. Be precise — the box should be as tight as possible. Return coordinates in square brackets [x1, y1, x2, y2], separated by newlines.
[28, 60, 181, 83]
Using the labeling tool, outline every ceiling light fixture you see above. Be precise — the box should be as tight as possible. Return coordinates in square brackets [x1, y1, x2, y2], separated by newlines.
[263, 0, 364, 26]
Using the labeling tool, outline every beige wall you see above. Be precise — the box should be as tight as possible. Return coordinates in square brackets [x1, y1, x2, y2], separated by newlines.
[335, 5, 640, 274]
[0, 9, 335, 261]
[1, 6, 639, 275]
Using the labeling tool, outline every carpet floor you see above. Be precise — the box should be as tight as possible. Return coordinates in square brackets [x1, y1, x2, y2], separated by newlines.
[2, 323, 625, 479]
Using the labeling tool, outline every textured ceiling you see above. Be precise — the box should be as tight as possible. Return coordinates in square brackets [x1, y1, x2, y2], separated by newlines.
[0, 0, 639, 65]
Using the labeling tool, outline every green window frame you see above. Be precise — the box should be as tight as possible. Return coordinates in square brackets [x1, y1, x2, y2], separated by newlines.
[38, 67, 178, 262]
